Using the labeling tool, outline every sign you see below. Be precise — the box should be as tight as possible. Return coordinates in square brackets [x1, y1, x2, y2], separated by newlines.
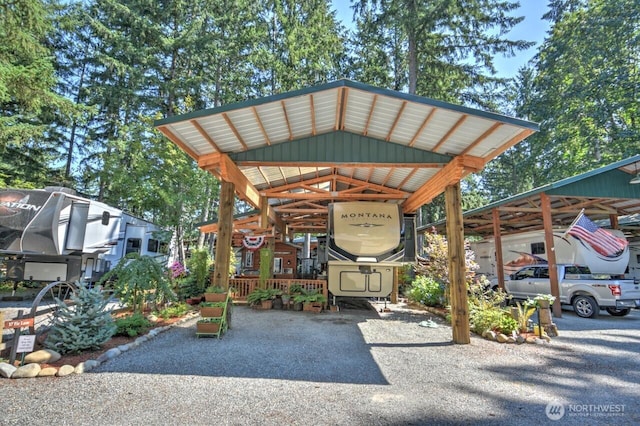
[16, 335, 36, 353]
[4, 318, 34, 329]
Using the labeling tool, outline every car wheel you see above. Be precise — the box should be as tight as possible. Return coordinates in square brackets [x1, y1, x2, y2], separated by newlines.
[572, 295, 599, 318]
[605, 307, 631, 317]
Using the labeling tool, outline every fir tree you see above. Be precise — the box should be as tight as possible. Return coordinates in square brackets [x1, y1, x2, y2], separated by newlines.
[44, 282, 116, 355]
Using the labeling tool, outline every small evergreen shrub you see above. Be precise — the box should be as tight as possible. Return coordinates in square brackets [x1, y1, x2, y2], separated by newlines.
[407, 275, 445, 307]
[114, 313, 151, 337]
[44, 282, 116, 354]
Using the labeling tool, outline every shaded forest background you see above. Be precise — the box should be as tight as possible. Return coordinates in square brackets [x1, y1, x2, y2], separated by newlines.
[1, 0, 638, 251]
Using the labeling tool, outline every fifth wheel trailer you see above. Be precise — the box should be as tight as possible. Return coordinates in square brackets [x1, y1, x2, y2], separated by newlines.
[0, 187, 167, 284]
[326, 202, 416, 298]
[469, 229, 630, 283]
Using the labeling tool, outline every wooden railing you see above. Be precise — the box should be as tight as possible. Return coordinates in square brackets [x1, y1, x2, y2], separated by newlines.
[229, 278, 328, 307]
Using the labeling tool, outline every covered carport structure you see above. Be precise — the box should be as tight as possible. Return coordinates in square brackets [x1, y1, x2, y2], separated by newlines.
[154, 80, 538, 344]
[428, 155, 640, 317]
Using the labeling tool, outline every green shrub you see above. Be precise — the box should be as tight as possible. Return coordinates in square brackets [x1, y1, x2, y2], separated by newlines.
[496, 314, 519, 335]
[114, 313, 151, 337]
[407, 275, 445, 307]
[44, 282, 116, 354]
[156, 302, 191, 319]
[469, 307, 504, 335]
[187, 248, 213, 294]
[99, 253, 176, 313]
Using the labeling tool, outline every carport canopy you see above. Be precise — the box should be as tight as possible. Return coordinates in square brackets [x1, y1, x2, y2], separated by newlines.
[154, 79, 539, 344]
[426, 155, 640, 318]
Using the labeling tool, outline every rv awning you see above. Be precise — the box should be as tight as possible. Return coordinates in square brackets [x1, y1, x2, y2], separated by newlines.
[155, 80, 538, 235]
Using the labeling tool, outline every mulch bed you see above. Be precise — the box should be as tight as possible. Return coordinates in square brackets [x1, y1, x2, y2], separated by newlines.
[23, 312, 190, 369]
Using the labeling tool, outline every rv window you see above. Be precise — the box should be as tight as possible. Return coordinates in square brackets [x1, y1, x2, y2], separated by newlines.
[126, 238, 141, 254]
[147, 239, 159, 253]
[101, 211, 110, 225]
[531, 242, 545, 255]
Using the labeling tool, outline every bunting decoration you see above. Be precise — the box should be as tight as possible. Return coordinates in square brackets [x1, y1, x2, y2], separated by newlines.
[242, 236, 265, 250]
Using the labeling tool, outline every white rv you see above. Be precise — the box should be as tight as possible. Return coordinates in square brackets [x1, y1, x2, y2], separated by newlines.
[326, 202, 416, 298]
[0, 187, 167, 284]
[469, 229, 630, 282]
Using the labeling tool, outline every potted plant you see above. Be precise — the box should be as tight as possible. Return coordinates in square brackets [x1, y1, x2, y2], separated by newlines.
[534, 294, 556, 309]
[204, 285, 227, 302]
[199, 301, 226, 318]
[293, 289, 327, 313]
[247, 288, 281, 309]
[289, 284, 304, 311]
[196, 317, 223, 334]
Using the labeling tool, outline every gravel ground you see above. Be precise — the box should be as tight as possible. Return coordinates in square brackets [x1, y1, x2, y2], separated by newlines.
[1, 300, 639, 425]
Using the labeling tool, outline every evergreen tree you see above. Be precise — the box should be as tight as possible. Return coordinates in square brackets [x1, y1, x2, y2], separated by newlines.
[44, 282, 116, 355]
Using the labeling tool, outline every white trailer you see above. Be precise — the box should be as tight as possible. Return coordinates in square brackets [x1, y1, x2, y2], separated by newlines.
[469, 229, 630, 282]
[0, 187, 167, 284]
[326, 202, 416, 298]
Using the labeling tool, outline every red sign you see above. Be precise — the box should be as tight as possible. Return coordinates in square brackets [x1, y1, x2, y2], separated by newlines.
[4, 318, 34, 329]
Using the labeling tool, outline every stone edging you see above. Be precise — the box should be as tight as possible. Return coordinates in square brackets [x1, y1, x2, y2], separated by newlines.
[0, 311, 198, 380]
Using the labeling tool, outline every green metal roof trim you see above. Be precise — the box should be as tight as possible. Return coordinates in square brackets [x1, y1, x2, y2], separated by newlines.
[154, 79, 540, 131]
[229, 131, 453, 164]
[423, 155, 640, 229]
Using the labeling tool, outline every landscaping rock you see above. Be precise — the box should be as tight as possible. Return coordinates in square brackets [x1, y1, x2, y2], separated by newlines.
[24, 349, 61, 364]
[485, 331, 497, 341]
[515, 335, 526, 344]
[38, 367, 58, 377]
[496, 333, 509, 343]
[97, 348, 121, 363]
[0, 362, 17, 378]
[56, 365, 76, 377]
[75, 360, 100, 374]
[12, 363, 41, 379]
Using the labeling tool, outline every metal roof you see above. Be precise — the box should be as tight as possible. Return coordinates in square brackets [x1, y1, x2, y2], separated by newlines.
[426, 155, 640, 239]
[155, 79, 538, 235]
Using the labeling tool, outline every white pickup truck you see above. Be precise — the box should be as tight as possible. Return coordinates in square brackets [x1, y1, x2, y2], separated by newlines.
[504, 264, 640, 318]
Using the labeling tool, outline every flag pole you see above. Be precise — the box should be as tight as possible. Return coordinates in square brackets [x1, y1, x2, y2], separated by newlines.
[563, 208, 585, 237]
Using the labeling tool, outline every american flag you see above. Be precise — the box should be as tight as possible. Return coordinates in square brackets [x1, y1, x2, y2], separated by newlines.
[566, 213, 628, 257]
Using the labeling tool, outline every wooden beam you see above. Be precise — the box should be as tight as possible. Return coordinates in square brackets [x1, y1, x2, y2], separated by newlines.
[156, 126, 199, 160]
[492, 208, 505, 291]
[433, 115, 467, 153]
[212, 181, 234, 289]
[541, 192, 562, 318]
[403, 155, 483, 213]
[219, 154, 261, 208]
[445, 183, 470, 344]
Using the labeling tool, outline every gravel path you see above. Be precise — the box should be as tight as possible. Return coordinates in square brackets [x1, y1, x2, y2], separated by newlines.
[1, 301, 639, 425]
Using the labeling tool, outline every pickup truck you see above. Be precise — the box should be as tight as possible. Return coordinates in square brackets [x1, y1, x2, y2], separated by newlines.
[504, 264, 640, 318]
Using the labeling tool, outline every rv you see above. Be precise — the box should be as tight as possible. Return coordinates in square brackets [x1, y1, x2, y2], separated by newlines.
[326, 201, 416, 298]
[0, 187, 167, 284]
[469, 229, 630, 282]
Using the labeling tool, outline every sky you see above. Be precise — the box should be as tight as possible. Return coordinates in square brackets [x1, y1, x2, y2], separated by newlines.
[331, 1, 551, 79]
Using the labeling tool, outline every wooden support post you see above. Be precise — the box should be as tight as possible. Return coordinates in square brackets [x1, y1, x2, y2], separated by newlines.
[492, 208, 505, 290]
[445, 183, 470, 344]
[213, 181, 235, 289]
[540, 193, 562, 318]
[391, 267, 399, 304]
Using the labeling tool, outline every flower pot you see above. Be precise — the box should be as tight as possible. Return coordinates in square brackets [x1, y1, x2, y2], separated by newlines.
[196, 322, 221, 334]
[303, 302, 322, 313]
[205, 293, 227, 302]
[536, 300, 550, 309]
[260, 299, 273, 310]
[200, 306, 224, 317]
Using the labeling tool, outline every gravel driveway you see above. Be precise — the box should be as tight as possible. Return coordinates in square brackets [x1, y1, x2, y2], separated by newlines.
[1, 300, 639, 425]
